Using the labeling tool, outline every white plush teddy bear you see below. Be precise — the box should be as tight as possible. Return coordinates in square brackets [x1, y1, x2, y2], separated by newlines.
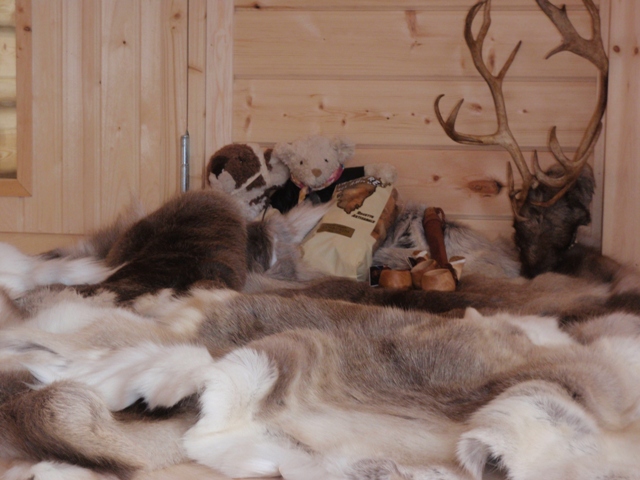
[269, 134, 397, 213]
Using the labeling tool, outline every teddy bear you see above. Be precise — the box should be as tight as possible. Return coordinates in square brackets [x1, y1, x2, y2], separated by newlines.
[269, 134, 397, 214]
[206, 143, 290, 220]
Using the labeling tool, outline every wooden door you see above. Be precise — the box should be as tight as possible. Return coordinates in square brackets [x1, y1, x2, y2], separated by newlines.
[0, 0, 189, 253]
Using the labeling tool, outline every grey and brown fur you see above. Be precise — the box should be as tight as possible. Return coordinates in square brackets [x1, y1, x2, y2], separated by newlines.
[2, 284, 640, 479]
[2, 187, 640, 479]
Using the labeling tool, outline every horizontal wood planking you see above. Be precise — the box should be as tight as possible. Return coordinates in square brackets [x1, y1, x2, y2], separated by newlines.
[0, 77, 15, 105]
[351, 148, 570, 216]
[231, 0, 606, 246]
[0, 27, 14, 78]
[0, 105, 14, 128]
[0, 0, 14, 27]
[0, 232, 84, 254]
[233, 79, 599, 147]
[234, 10, 598, 79]
[235, 0, 598, 11]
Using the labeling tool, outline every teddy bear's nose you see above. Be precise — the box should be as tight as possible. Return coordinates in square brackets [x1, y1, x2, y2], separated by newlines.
[312, 169, 322, 178]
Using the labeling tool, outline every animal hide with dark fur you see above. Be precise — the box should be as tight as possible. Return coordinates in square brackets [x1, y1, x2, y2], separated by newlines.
[1, 189, 640, 480]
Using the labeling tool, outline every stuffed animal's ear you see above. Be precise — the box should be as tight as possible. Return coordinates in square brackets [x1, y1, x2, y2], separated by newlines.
[264, 148, 291, 186]
[272, 142, 296, 167]
[331, 136, 355, 164]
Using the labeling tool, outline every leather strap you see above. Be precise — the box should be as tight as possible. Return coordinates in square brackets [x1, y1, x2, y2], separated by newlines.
[422, 207, 459, 285]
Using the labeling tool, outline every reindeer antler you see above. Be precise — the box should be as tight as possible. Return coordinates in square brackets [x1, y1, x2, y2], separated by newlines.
[434, 0, 535, 219]
[435, 0, 608, 218]
[530, 0, 608, 207]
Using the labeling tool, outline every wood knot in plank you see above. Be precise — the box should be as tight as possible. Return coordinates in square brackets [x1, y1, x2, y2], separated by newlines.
[467, 179, 502, 196]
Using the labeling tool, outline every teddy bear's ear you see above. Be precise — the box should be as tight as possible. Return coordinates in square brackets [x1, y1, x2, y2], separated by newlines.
[272, 142, 296, 167]
[331, 136, 356, 163]
[264, 147, 291, 186]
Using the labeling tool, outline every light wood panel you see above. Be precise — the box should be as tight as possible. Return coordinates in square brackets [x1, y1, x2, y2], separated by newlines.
[602, 0, 640, 267]
[26, 0, 63, 232]
[0, 0, 189, 253]
[353, 148, 576, 215]
[100, 1, 141, 222]
[139, 0, 188, 208]
[0, 0, 14, 26]
[187, 0, 207, 189]
[187, 0, 234, 191]
[230, 0, 608, 246]
[233, 79, 598, 147]
[235, 0, 598, 10]
[61, 0, 91, 234]
[234, 10, 598, 79]
[0, 231, 84, 254]
[78, 0, 102, 233]
[0, 28, 15, 78]
[0, 77, 15, 103]
[205, 0, 234, 161]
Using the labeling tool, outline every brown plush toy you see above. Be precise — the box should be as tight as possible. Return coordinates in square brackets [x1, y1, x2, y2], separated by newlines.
[206, 143, 290, 220]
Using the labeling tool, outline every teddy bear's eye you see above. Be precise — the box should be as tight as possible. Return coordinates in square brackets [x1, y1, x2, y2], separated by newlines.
[324, 158, 328, 162]
[299, 161, 303, 165]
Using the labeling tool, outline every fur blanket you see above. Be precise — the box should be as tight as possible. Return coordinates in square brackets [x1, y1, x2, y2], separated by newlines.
[1, 190, 640, 480]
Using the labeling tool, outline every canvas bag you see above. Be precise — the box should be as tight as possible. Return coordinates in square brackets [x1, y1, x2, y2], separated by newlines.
[300, 176, 398, 281]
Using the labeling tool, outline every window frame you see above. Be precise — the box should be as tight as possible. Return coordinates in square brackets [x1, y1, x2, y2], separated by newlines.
[0, 0, 31, 196]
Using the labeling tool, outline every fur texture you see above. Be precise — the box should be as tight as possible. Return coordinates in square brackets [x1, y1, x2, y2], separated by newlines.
[373, 203, 520, 278]
[514, 165, 596, 278]
[2, 188, 640, 480]
[3, 288, 640, 479]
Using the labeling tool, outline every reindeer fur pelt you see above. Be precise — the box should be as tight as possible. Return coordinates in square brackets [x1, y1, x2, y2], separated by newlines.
[2, 189, 640, 480]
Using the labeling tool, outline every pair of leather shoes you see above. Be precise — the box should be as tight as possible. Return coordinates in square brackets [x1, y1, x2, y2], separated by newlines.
[376, 254, 465, 292]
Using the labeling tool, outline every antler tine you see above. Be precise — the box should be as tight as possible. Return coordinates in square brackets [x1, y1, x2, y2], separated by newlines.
[532, 0, 608, 203]
[434, 96, 485, 145]
[507, 162, 528, 221]
[532, 121, 602, 207]
[536, 0, 608, 71]
[434, 0, 535, 215]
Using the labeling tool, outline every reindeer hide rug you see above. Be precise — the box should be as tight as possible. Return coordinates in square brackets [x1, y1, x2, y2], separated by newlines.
[1, 190, 639, 480]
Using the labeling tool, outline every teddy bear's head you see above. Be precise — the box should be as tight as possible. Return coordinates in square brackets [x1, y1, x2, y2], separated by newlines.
[206, 143, 290, 219]
[272, 135, 355, 192]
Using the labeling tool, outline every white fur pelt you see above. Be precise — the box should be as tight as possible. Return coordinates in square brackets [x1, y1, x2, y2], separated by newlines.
[0, 242, 113, 299]
[3, 279, 640, 480]
[2, 192, 640, 480]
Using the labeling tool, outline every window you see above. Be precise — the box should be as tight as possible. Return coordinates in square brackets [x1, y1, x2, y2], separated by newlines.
[0, 0, 30, 196]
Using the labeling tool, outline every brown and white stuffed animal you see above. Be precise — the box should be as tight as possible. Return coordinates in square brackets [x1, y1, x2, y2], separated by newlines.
[206, 143, 290, 219]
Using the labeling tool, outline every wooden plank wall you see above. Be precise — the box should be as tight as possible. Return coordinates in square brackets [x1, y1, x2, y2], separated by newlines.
[230, 0, 606, 240]
[0, 0, 188, 253]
